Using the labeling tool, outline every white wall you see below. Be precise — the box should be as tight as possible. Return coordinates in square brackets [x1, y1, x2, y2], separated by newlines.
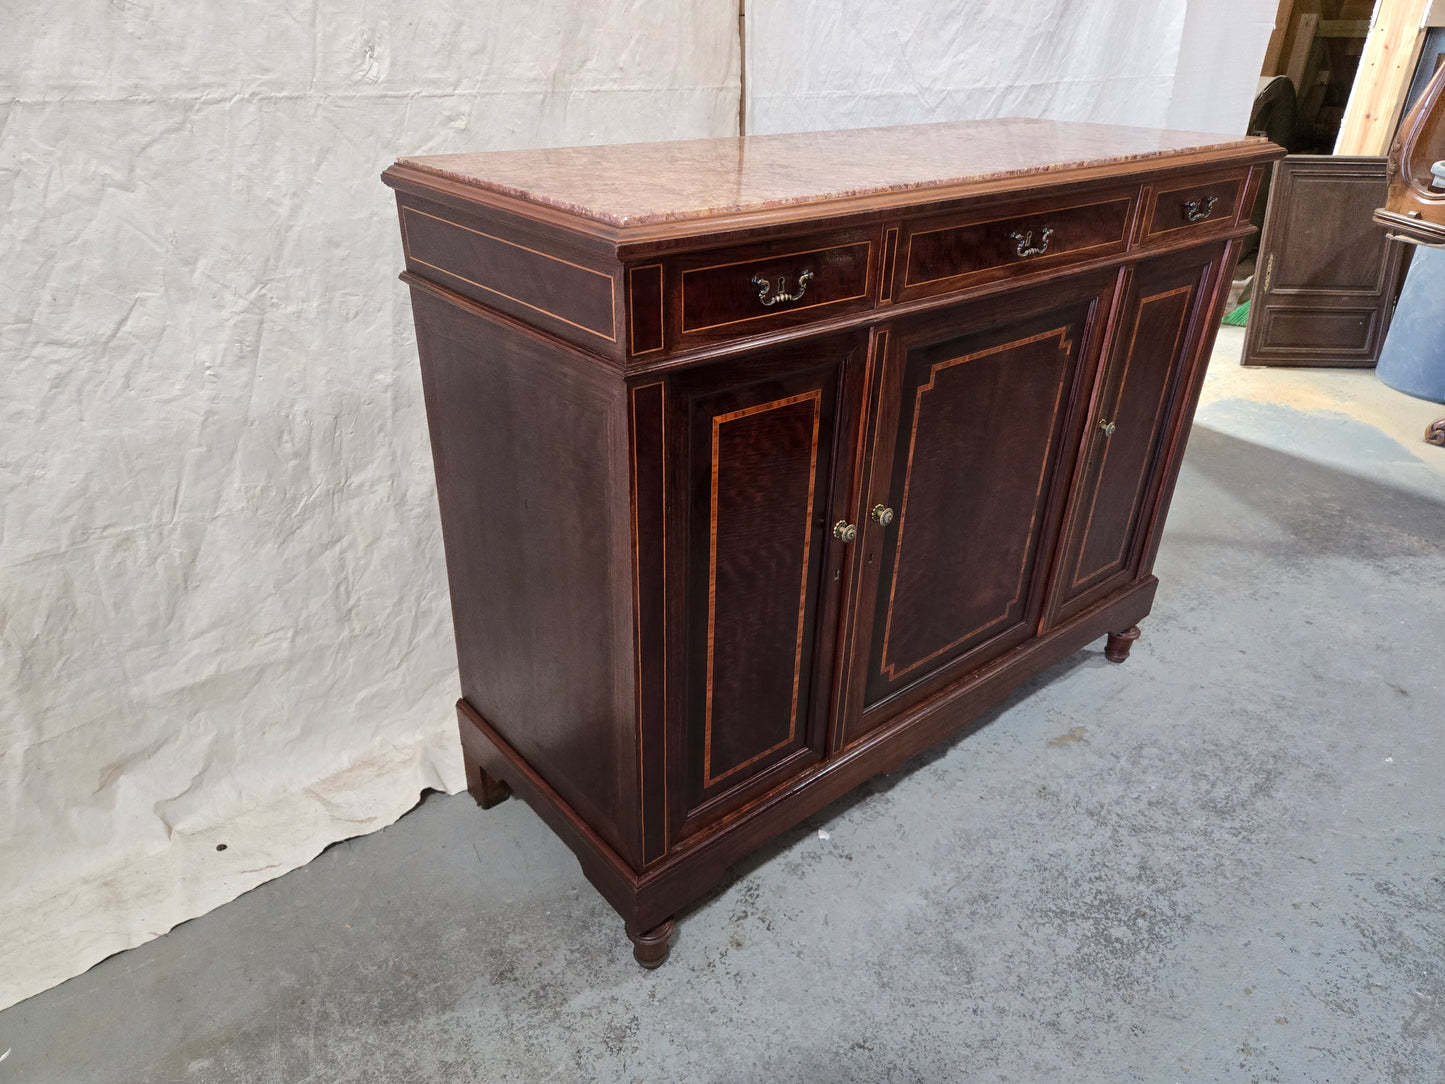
[1, 0, 1271, 1010]
[0, 0, 739, 1010]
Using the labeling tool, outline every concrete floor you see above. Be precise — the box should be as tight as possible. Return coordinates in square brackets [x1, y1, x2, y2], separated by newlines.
[3, 329, 1443, 1083]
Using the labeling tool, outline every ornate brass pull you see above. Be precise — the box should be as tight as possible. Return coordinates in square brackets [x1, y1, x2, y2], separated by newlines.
[870, 504, 895, 527]
[751, 269, 815, 307]
[1008, 226, 1053, 258]
[833, 520, 857, 543]
[1099, 418, 1117, 438]
[1183, 195, 1218, 222]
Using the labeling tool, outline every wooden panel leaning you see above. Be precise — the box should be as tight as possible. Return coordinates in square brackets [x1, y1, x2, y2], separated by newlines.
[383, 119, 1283, 968]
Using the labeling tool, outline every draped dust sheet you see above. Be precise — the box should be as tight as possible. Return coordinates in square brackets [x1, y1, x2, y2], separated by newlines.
[744, 0, 1273, 136]
[0, 0, 739, 1010]
[2, 0, 1273, 1010]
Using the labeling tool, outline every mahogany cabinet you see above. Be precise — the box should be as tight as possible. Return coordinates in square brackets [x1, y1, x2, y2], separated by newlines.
[383, 119, 1283, 967]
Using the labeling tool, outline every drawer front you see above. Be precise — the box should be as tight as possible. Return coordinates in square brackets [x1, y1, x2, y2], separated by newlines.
[898, 191, 1136, 300]
[400, 198, 620, 351]
[671, 230, 877, 346]
[1140, 171, 1247, 241]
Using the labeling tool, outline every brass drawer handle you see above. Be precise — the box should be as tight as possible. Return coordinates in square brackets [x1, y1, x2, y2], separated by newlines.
[751, 269, 815, 307]
[1008, 226, 1053, 258]
[833, 520, 858, 543]
[870, 504, 895, 527]
[1099, 418, 1117, 438]
[1183, 195, 1218, 222]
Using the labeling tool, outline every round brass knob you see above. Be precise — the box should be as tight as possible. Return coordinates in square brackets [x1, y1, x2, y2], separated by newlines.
[1098, 418, 1117, 438]
[833, 520, 858, 543]
[871, 504, 895, 527]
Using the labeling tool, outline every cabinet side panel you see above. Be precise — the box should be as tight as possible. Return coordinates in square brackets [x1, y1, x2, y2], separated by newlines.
[410, 288, 639, 865]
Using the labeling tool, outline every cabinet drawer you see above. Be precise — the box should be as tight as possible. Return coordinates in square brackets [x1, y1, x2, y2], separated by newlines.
[897, 190, 1136, 300]
[1139, 171, 1247, 241]
[672, 230, 877, 345]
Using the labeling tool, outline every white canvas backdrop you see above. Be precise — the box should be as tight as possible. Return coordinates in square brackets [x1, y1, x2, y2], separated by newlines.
[1, 0, 1273, 1010]
[0, 0, 740, 1010]
[745, 0, 1273, 136]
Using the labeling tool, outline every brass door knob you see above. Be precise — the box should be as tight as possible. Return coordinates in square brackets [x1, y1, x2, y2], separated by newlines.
[871, 504, 895, 527]
[1098, 418, 1117, 437]
[833, 520, 858, 543]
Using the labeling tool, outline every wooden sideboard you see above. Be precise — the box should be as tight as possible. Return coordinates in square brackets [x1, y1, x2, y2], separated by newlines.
[383, 120, 1283, 968]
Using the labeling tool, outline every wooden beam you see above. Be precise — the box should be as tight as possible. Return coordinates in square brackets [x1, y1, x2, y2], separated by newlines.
[1262, 0, 1298, 75]
[1287, 13, 1321, 91]
[1335, 0, 1431, 154]
[1318, 19, 1371, 37]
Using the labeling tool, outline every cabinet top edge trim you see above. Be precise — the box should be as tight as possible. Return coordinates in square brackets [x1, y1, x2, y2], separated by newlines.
[383, 136, 1282, 251]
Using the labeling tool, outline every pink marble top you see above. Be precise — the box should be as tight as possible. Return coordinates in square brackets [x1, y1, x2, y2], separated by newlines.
[397, 118, 1268, 228]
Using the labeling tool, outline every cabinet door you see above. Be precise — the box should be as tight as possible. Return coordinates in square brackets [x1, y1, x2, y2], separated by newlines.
[1241, 156, 1405, 367]
[668, 332, 866, 835]
[841, 273, 1115, 740]
[1046, 246, 1222, 626]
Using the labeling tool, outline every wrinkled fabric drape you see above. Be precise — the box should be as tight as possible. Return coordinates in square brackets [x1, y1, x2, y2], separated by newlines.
[745, 0, 1270, 136]
[0, 0, 740, 1010]
[1, 0, 1270, 1010]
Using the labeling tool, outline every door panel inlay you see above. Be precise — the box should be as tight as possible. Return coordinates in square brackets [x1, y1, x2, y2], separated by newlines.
[1069, 285, 1191, 590]
[864, 314, 1084, 708]
[703, 391, 822, 786]
[677, 337, 858, 829]
[1047, 248, 1216, 626]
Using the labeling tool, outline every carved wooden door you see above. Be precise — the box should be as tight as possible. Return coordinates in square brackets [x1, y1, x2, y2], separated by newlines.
[668, 332, 867, 837]
[1045, 246, 1224, 627]
[839, 272, 1116, 744]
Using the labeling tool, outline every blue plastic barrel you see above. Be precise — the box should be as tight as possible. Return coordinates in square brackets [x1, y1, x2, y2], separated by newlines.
[1377, 245, 1445, 404]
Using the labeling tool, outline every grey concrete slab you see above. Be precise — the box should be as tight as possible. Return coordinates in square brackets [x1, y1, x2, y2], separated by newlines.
[3, 343, 1443, 1084]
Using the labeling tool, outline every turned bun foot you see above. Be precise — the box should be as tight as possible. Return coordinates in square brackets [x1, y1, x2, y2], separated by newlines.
[626, 919, 675, 970]
[466, 762, 511, 809]
[1426, 417, 1445, 447]
[1104, 625, 1141, 663]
